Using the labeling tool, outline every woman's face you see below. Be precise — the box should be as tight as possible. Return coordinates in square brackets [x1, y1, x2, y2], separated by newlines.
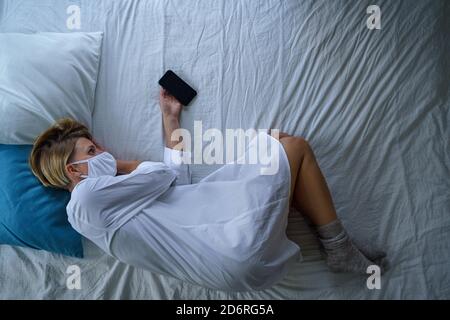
[66, 137, 104, 180]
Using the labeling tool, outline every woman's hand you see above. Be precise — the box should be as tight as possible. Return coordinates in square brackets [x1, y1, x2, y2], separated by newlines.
[159, 88, 183, 119]
[116, 160, 142, 175]
[159, 88, 184, 149]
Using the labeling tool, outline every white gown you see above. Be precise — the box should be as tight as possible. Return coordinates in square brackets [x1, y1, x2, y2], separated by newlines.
[66, 131, 302, 292]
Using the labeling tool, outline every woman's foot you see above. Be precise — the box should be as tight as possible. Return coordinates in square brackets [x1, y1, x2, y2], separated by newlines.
[316, 219, 387, 274]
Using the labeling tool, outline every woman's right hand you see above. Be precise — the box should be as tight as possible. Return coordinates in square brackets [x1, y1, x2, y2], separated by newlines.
[116, 160, 142, 175]
[159, 88, 183, 119]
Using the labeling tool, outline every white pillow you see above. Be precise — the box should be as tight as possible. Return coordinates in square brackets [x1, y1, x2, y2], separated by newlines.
[0, 32, 103, 144]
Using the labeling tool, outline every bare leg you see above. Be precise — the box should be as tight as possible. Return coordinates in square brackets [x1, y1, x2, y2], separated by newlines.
[278, 136, 337, 226]
[276, 134, 387, 274]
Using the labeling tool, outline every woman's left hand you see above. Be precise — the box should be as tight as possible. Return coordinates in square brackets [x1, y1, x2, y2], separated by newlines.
[159, 88, 183, 119]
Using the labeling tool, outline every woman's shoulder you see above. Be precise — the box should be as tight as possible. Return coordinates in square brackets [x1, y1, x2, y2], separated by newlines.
[68, 177, 113, 213]
[66, 177, 114, 228]
[71, 177, 98, 199]
[67, 179, 97, 215]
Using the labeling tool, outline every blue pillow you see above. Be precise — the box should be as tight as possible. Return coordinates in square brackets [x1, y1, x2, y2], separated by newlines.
[0, 144, 83, 258]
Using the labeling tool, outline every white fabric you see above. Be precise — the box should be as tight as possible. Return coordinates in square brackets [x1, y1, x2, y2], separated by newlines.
[0, 0, 449, 299]
[163, 147, 192, 186]
[66, 133, 301, 292]
[0, 32, 102, 144]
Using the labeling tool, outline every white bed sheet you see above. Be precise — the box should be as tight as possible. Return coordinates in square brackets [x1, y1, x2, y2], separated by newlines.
[0, 0, 449, 299]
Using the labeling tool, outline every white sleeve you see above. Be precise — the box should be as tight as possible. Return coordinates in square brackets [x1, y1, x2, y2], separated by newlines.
[93, 163, 177, 204]
[73, 163, 177, 222]
[163, 147, 192, 185]
[67, 163, 178, 252]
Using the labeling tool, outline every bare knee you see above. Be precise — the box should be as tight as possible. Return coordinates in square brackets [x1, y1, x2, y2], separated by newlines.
[280, 136, 311, 153]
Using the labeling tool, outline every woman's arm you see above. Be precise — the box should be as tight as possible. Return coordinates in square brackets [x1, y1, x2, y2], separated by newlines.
[107, 89, 185, 176]
[159, 88, 191, 185]
[162, 115, 183, 150]
[160, 88, 184, 150]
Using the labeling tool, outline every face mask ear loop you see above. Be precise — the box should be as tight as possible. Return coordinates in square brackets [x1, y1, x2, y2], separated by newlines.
[67, 160, 89, 179]
[69, 158, 89, 165]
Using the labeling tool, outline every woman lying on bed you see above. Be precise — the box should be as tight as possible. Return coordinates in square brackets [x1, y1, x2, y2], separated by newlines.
[28, 88, 386, 292]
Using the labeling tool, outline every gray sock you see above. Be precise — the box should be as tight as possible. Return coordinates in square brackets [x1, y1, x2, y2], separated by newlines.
[315, 219, 387, 274]
[352, 241, 389, 270]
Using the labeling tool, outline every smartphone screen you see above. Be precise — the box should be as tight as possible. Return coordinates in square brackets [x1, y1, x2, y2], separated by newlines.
[158, 70, 197, 106]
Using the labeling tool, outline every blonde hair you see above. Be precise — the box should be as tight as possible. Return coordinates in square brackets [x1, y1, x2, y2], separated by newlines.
[29, 118, 93, 189]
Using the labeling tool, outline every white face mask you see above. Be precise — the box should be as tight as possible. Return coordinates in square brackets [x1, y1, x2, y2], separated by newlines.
[69, 152, 117, 179]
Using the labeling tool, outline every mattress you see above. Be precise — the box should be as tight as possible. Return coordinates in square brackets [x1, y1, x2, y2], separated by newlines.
[0, 0, 449, 299]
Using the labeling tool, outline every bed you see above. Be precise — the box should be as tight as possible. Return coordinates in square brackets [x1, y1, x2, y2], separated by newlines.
[0, 0, 449, 299]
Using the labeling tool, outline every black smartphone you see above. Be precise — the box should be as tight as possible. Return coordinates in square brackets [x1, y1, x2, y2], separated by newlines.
[158, 70, 197, 106]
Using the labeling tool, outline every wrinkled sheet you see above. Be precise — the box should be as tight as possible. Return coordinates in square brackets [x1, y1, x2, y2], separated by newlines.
[0, 0, 449, 299]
